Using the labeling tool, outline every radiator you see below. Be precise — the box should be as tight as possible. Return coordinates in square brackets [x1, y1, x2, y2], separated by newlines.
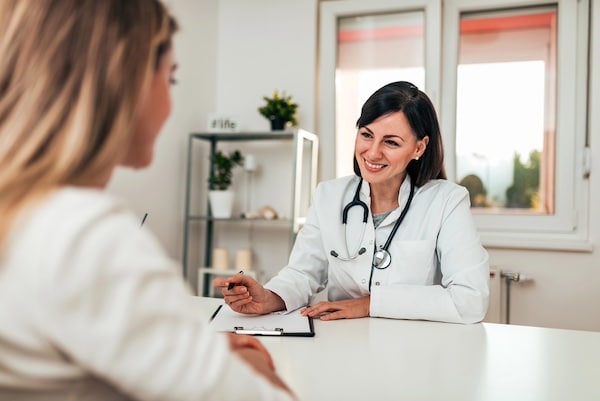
[484, 267, 532, 324]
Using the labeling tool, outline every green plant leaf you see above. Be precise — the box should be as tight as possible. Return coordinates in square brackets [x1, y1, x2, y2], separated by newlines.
[257, 90, 299, 126]
[208, 150, 244, 190]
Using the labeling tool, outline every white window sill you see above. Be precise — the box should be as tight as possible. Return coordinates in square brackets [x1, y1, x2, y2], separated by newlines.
[481, 232, 593, 252]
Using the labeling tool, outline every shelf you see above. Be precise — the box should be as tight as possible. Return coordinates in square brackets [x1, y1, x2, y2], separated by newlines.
[187, 216, 291, 223]
[191, 131, 296, 141]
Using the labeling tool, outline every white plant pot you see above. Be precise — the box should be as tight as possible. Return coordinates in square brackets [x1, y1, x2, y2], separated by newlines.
[209, 190, 234, 218]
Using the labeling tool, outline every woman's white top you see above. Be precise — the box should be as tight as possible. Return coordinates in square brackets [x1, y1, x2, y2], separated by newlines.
[0, 188, 292, 401]
[265, 175, 490, 324]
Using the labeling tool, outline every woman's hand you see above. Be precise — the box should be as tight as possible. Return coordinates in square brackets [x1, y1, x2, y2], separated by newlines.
[213, 273, 286, 315]
[301, 296, 370, 321]
[234, 347, 293, 394]
[227, 333, 274, 370]
[227, 334, 293, 395]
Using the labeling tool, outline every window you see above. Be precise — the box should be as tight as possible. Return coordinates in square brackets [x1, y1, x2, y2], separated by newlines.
[442, 0, 590, 249]
[319, 0, 591, 250]
[455, 8, 556, 216]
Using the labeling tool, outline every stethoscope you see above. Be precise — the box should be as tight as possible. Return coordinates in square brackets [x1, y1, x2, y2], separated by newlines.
[330, 178, 415, 270]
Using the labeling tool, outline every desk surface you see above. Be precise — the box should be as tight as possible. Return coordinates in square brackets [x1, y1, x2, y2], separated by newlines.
[194, 297, 600, 401]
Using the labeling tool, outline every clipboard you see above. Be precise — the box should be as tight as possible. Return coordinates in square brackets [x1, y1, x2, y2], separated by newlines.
[209, 304, 315, 337]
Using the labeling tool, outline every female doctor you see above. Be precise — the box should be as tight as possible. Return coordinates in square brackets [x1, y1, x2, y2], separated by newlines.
[215, 81, 489, 324]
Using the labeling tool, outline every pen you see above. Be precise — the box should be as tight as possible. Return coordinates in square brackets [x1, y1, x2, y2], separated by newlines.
[140, 212, 148, 227]
[227, 270, 244, 290]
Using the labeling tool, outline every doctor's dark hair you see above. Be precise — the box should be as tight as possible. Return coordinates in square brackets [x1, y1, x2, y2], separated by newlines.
[353, 81, 447, 187]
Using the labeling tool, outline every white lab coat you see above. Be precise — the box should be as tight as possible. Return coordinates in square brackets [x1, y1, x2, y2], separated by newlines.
[265, 175, 490, 324]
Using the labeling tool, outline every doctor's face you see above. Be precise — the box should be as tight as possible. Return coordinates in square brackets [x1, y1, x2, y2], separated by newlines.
[355, 111, 428, 188]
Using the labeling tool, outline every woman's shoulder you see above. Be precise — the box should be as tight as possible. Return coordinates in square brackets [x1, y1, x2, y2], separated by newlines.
[26, 187, 133, 233]
[47, 187, 127, 215]
[10, 187, 144, 261]
[7, 187, 170, 290]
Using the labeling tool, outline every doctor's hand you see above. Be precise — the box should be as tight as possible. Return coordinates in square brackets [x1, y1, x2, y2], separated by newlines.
[301, 296, 370, 321]
[213, 274, 286, 315]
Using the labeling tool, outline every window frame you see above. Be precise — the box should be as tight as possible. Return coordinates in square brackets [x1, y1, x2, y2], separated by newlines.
[441, 0, 591, 251]
[319, 0, 591, 251]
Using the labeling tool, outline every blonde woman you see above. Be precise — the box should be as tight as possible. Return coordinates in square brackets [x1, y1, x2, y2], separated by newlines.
[0, 1, 293, 400]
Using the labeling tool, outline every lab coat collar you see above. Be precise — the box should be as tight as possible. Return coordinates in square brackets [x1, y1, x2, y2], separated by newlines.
[358, 175, 414, 203]
[358, 175, 415, 223]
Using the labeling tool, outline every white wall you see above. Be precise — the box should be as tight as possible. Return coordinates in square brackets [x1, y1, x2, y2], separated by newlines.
[108, 0, 600, 331]
[215, 0, 317, 133]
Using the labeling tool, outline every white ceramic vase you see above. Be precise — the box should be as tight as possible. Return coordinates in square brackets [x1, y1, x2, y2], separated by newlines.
[209, 190, 234, 218]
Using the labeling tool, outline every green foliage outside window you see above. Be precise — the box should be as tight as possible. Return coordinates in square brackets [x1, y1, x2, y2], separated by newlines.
[505, 150, 540, 209]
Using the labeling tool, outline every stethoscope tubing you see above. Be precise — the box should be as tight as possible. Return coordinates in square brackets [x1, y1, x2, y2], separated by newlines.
[331, 177, 416, 268]
[380, 181, 415, 253]
[342, 179, 369, 224]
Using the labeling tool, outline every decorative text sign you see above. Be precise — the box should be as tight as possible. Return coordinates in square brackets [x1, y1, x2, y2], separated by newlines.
[207, 113, 240, 132]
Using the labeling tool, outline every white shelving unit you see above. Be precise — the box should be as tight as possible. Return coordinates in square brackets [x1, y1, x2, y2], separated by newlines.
[182, 129, 319, 296]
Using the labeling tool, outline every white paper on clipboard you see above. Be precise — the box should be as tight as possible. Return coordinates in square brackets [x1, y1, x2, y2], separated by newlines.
[209, 304, 315, 337]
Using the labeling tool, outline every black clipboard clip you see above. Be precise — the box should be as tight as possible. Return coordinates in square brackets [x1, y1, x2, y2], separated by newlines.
[210, 305, 315, 337]
[234, 326, 284, 335]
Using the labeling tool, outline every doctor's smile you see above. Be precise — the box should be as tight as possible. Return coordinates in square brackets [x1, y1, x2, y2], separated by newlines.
[363, 159, 387, 170]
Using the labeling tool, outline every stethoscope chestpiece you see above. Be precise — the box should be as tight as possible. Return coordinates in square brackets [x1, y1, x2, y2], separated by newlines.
[373, 249, 391, 269]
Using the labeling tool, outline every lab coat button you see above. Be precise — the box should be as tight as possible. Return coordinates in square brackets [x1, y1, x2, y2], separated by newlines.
[361, 279, 366, 284]
[369, 240, 373, 245]
[375, 281, 380, 286]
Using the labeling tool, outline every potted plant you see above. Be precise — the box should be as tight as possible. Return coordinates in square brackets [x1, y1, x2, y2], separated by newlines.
[208, 149, 244, 218]
[258, 90, 299, 130]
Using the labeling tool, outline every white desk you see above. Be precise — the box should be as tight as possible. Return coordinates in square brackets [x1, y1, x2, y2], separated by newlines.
[193, 297, 600, 401]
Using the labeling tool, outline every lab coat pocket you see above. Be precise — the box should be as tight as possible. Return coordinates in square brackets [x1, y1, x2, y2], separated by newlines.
[386, 239, 436, 285]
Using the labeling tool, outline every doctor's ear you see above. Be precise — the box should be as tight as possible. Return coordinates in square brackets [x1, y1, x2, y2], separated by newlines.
[415, 136, 429, 159]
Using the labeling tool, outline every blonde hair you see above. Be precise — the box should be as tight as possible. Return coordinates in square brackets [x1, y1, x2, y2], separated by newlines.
[0, 0, 177, 250]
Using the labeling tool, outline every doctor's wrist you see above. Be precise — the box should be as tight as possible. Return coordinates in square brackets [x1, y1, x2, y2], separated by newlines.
[265, 290, 286, 313]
